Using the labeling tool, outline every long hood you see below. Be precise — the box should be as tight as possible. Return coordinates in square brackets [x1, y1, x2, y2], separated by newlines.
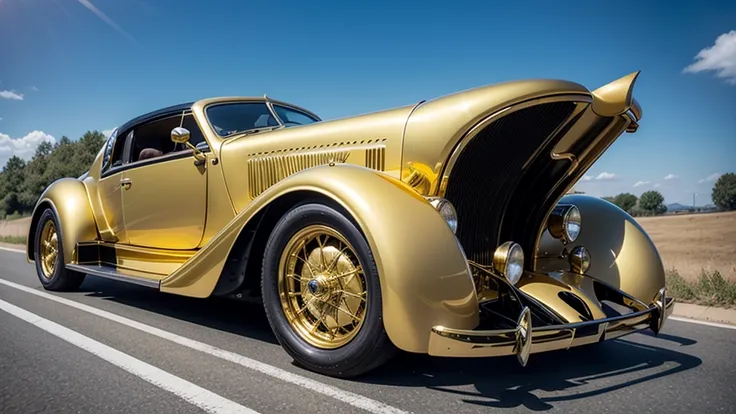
[218, 104, 417, 211]
[399, 72, 643, 267]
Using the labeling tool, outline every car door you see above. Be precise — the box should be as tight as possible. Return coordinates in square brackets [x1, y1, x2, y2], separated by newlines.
[120, 112, 208, 250]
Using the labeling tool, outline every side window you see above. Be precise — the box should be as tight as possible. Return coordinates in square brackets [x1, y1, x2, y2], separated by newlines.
[101, 129, 117, 170]
[101, 127, 129, 173]
[130, 115, 182, 162]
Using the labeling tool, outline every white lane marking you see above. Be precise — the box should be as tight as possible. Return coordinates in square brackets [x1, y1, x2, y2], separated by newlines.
[0, 297, 258, 414]
[669, 316, 736, 330]
[0, 278, 410, 414]
[0, 246, 25, 254]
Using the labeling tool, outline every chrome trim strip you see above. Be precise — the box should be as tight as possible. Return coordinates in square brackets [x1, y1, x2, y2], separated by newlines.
[66, 264, 160, 289]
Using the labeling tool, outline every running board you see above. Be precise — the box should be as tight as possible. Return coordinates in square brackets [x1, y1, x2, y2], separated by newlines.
[66, 264, 161, 289]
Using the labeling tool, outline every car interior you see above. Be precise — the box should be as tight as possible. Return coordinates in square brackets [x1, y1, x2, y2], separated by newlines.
[131, 114, 207, 163]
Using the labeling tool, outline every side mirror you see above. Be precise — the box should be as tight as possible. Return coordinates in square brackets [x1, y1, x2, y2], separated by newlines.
[171, 126, 206, 164]
[171, 127, 191, 144]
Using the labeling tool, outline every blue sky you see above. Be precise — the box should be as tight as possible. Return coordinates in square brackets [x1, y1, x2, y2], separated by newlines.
[1, 0, 734, 205]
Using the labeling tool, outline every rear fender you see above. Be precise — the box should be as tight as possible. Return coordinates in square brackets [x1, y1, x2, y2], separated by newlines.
[160, 164, 479, 353]
[26, 178, 98, 264]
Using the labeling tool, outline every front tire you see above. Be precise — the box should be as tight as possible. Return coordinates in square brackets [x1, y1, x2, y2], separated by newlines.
[33, 208, 85, 291]
[261, 203, 397, 378]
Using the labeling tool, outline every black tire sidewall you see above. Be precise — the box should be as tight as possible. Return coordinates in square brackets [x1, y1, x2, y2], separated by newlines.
[262, 203, 387, 374]
[34, 208, 65, 288]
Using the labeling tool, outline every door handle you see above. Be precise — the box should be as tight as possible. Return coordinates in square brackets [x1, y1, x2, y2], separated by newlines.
[120, 178, 132, 190]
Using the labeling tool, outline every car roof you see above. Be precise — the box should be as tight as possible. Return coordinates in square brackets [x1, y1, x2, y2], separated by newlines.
[117, 102, 194, 132]
[115, 97, 321, 134]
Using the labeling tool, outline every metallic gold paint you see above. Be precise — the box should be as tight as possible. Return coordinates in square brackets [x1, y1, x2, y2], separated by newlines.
[121, 157, 208, 250]
[217, 104, 413, 212]
[400, 79, 592, 196]
[26, 178, 99, 265]
[591, 71, 641, 117]
[536, 194, 666, 305]
[26, 72, 669, 361]
[160, 164, 478, 353]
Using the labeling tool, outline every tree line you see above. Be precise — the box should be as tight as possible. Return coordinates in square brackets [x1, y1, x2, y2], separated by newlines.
[601, 173, 736, 216]
[0, 130, 106, 220]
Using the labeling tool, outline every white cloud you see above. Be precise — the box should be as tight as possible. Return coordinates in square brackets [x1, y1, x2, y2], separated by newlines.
[633, 180, 650, 187]
[581, 174, 592, 181]
[0, 130, 56, 167]
[698, 173, 722, 184]
[31, 86, 39, 92]
[683, 30, 736, 85]
[654, 183, 661, 188]
[595, 172, 617, 181]
[0, 90, 24, 100]
[664, 174, 679, 180]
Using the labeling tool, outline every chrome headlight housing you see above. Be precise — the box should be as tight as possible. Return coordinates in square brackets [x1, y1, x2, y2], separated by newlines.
[548, 204, 581, 243]
[427, 197, 457, 234]
[493, 241, 525, 285]
[569, 246, 591, 274]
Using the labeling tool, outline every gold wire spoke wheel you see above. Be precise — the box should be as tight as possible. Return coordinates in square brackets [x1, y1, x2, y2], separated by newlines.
[39, 220, 59, 279]
[278, 224, 368, 349]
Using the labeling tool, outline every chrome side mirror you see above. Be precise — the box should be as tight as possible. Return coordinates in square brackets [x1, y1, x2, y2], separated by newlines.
[171, 126, 206, 165]
[171, 127, 191, 144]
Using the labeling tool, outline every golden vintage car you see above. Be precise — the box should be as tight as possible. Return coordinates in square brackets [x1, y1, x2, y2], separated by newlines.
[26, 70, 673, 378]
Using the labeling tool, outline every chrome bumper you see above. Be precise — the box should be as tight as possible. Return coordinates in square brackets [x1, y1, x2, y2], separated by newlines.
[428, 287, 674, 366]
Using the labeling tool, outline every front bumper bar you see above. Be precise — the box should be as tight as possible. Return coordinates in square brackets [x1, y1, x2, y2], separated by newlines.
[428, 287, 674, 366]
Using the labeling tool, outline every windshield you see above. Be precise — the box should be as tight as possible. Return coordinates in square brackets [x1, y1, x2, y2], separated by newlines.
[206, 102, 319, 137]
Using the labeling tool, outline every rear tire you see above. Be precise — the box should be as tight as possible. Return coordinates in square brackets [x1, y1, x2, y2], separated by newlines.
[33, 208, 85, 291]
[261, 202, 397, 378]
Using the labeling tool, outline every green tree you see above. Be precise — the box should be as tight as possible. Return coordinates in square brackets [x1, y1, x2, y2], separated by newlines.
[639, 190, 666, 215]
[18, 141, 54, 210]
[712, 173, 736, 211]
[0, 156, 27, 217]
[0, 130, 108, 218]
[602, 193, 638, 213]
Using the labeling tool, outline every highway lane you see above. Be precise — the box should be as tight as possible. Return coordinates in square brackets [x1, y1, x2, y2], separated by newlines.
[1, 247, 735, 413]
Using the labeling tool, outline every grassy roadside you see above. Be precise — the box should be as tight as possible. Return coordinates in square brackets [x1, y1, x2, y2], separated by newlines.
[0, 235, 26, 245]
[666, 268, 736, 308]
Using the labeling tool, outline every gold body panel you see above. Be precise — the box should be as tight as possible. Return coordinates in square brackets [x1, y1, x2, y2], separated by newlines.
[535, 194, 666, 305]
[120, 156, 207, 249]
[26, 178, 99, 265]
[25, 71, 670, 358]
[158, 164, 478, 352]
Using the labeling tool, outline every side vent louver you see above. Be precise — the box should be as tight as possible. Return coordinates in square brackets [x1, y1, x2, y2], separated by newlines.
[248, 150, 350, 199]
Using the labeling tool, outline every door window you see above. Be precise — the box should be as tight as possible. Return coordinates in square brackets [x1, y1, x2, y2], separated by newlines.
[129, 113, 208, 163]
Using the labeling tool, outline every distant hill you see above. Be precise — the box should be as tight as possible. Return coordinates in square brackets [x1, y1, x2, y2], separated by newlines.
[667, 203, 691, 212]
[666, 203, 717, 213]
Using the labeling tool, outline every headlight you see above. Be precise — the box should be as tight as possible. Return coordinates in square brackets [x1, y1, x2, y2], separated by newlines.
[492, 241, 524, 285]
[548, 204, 581, 243]
[427, 197, 457, 234]
[569, 246, 591, 274]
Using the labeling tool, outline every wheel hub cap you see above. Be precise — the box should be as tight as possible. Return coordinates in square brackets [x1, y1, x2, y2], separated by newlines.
[278, 225, 368, 349]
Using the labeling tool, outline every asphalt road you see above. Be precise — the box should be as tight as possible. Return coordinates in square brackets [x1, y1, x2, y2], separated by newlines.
[1, 247, 735, 414]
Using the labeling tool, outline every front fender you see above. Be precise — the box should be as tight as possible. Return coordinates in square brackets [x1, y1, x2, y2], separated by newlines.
[160, 164, 479, 353]
[26, 178, 98, 265]
[536, 194, 665, 304]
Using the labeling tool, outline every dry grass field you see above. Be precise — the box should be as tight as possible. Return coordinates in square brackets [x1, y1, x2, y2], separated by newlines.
[637, 211, 736, 282]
